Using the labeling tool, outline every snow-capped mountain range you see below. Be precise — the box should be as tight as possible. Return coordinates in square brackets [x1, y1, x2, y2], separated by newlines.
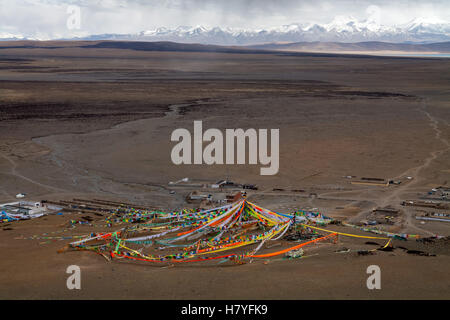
[2, 17, 449, 44]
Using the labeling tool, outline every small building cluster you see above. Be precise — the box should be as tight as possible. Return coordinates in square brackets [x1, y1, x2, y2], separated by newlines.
[0, 201, 62, 221]
[186, 190, 245, 206]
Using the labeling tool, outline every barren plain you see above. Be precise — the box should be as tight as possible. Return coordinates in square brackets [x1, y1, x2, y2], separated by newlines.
[0, 41, 449, 299]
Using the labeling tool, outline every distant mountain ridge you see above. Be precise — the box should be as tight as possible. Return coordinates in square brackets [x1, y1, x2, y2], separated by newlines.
[1, 40, 448, 57]
[1, 17, 449, 44]
[248, 41, 450, 53]
[78, 18, 450, 44]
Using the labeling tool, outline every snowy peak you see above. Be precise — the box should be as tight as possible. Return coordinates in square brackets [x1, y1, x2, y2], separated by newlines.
[325, 15, 360, 32]
[402, 17, 450, 34]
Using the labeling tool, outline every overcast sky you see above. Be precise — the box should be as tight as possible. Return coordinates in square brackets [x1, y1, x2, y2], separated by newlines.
[1, 0, 449, 38]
